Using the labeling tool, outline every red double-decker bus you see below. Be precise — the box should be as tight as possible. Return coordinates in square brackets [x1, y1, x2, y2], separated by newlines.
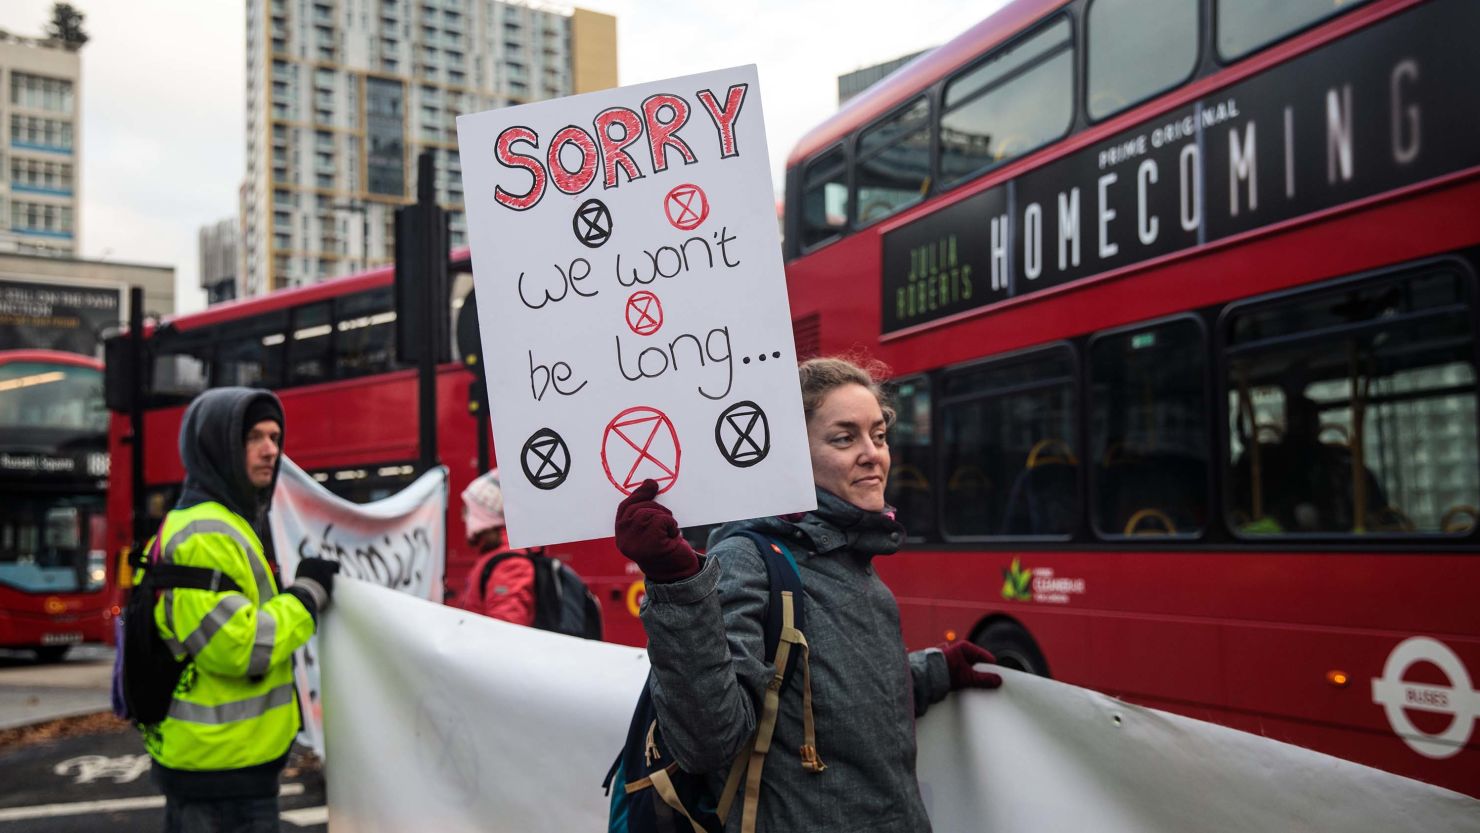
[781, 0, 1479, 795]
[102, 252, 644, 645]
[0, 350, 112, 660]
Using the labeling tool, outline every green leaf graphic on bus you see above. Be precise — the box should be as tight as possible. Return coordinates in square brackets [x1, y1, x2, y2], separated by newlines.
[1001, 558, 1033, 601]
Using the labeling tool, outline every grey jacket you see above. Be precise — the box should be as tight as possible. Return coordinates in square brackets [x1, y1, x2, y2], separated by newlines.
[642, 489, 950, 833]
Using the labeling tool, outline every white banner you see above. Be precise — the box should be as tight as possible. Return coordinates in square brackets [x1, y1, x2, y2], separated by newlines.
[269, 457, 449, 755]
[322, 581, 1480, 832]
[271, 458, 448, 600]
[323, 580, 645, 831]
[456, 66, 814, 548]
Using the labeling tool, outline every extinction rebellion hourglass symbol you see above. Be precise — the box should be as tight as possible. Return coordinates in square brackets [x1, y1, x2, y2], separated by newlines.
[601, 407, 681, 494]
[572, 198, 613, 248]
[520, 428, 570, 490]
[714, 400, 770, 468]
[624, 291, 664, 336]
[664, 184, 709, 231]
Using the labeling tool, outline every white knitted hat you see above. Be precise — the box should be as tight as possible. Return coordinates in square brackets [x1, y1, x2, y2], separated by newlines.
[461, 469, 505, 540]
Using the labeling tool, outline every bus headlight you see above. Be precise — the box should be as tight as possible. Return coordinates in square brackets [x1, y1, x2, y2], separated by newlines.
[86, 549, 107, 590]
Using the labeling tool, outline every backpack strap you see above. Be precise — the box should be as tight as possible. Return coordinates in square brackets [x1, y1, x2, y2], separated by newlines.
[130, 517, 168, 578]
[528, 550, 564, 632]
[648, 765, 709, 833]
[134, 514, 246, 596]
[716, 532, 824, 833]
[146, 562, 244, 594]
[476, 550, 525, 606]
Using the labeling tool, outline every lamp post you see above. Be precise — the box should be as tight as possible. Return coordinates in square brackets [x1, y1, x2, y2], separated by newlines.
[333, 200, 370, 270]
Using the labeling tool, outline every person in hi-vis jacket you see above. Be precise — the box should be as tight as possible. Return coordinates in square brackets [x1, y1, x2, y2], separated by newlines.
[144, 388, 338, 833]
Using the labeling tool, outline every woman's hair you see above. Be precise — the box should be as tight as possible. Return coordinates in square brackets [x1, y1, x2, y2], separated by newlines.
[797, 356, 896, 426]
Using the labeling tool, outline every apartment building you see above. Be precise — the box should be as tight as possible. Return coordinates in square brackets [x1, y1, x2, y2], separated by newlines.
[0, 30, 80, 258]
[199, 217, 239, 304]
[241, 0, 617, 296]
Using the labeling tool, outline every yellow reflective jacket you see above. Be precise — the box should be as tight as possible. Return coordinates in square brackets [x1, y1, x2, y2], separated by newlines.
[145, 500, 316, 773]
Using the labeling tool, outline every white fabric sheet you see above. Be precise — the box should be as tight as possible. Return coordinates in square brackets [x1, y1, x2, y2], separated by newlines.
[322, 580, 1480, 832]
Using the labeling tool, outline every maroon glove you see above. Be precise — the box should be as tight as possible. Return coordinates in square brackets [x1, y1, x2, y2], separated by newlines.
[615, 479, 701, 583]
[939, 641, 1003, 690]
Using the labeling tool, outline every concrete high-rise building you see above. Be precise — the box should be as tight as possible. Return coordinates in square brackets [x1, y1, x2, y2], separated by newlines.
[199, 218, 239, 305]
[241, 0, 618, 297]
[0, 29, 81, 258]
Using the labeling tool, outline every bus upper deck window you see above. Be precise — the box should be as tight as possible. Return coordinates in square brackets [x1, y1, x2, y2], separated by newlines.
[1087, 0, 1198, 121]
[335, 287, 397, 378]
[1218, 0, 1374, 62]
[855, 97, 930, 226]
[289, 302, 333, 385]
[149, 331, 211, 404]
[799, 147, 848, 251]
[939, 17, 1073, 186]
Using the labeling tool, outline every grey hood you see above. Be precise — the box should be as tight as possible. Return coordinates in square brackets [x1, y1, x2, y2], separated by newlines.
[175, 387, 285, 523]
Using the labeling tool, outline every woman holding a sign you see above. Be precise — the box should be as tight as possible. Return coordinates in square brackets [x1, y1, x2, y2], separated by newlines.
[614, 357, 1001, 833]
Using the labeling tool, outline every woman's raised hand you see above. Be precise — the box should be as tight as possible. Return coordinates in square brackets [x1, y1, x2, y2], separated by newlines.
[614, 479, 701, 583]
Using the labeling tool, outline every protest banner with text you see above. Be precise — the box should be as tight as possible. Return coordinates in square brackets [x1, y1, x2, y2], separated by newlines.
[270, 457, 448, 756]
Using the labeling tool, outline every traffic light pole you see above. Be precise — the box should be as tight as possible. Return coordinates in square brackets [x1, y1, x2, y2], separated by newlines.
[128, 286, 147, 551]
[416, 155, 441, 475]
[396, 151, 448, 476]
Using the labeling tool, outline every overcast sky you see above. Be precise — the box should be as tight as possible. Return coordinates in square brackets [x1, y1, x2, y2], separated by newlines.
[2, 1, 1002, 313]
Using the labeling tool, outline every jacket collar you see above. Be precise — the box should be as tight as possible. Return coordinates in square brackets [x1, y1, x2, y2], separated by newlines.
[797, 488, 905, 556]
[711, 487, 904, 557]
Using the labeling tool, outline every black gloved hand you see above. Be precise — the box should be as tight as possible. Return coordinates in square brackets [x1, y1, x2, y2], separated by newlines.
[295, 557, 340, 597]
[289, 558, 341, 621]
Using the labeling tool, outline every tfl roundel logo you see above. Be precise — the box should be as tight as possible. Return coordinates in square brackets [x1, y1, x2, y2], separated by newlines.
[1370, 636, 1478, 760]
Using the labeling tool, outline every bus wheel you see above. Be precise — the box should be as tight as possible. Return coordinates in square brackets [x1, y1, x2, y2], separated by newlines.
[33, 645, 71, 663]
[975, 621, 1049, 678]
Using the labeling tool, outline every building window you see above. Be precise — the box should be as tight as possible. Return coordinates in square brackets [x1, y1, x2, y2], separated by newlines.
[10, 73, 75, 113]
[9, 115, 74, 151]
[10, 200, 73, 236]
[9, 158, 74, 194]
[365, 77, 405, 196]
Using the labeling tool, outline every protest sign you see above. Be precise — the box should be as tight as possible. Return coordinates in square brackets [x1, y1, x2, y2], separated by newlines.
[456, 65, 814, 547]
[269, 456, 448, 755]
[321, 581, 1480, 832]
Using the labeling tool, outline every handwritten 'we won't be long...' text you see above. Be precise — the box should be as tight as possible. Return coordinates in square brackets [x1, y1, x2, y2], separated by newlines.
[524, 227, 749, 405]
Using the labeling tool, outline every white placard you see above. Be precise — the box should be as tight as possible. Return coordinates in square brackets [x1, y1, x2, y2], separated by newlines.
[457, 65, 814, 548]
